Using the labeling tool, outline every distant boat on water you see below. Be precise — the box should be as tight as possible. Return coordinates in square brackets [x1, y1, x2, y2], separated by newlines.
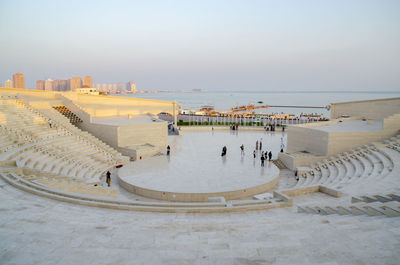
[258, 101, 263, 104]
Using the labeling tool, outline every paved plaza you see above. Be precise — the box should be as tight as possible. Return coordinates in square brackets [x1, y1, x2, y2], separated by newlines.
[1, 130, 400, 265]
[1, 174, 400, 265]
[119, 130, 282, 193]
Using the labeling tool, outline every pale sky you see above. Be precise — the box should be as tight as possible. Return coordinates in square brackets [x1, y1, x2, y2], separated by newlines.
[1, 0, 399, 91]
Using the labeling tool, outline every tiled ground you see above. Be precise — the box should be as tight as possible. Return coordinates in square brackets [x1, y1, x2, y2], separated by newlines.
[1, 176, 399, 265]
[119, 130, 283, 193]
[1, 131, 400, 265]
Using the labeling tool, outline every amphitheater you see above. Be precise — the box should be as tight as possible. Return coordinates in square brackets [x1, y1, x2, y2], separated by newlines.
[1, 87, 400, 265]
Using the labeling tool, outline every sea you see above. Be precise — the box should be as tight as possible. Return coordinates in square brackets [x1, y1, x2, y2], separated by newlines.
[115, 91, 400, 115]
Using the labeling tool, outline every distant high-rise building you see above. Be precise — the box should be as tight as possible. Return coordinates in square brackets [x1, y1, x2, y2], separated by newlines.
[126, 81, 136, 93]
[70, 76, 82, 90]
[5, 79, 13, 88]
[112, 84, 117, 90]
[13, 72, 25, 89]
[53, 80, 60, 91]
[117, 82, 124, 91]
[36, 80, 45, 90]
[102, 84, 107, 91]
[96, 84, 101, 90]
[58, 79, 68, 91]
[83, 75, 93, 88]
[108, 84, 112, 91]
[44, 79, 53, 91]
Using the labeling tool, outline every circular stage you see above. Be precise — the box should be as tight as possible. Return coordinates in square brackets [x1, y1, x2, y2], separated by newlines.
[118, 129, 283, 202]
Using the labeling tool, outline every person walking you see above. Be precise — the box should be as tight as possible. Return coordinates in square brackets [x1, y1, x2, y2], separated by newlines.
[167, 145, 171, 155]
[259, 138, 262, 150]
[48, 119, 52, 128]
[268, 151, 272, 161]
[253, 150, 256, 159]
[240, 144, 244, 155]
[221, 146, 227, 156]
[106, 171, 111, 187]
[261, 155, 265, 167]
[256, 140, 259, 150]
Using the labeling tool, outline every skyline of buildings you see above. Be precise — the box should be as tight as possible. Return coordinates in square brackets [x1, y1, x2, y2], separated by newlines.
[34, 75, 95, 92]
[1, 73, 26, 89]
[1, 72, 155, 94]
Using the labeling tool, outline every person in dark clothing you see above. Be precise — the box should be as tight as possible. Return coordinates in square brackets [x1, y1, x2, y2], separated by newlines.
[106, 171, 111, 187]
[167, 145, 170, 155]
[268, 151, 272, 161]
[221, 146, 227, 156]
[261, 155, 265, 166]
[240, 144, 244, 155]
[253, 150, 256, 158]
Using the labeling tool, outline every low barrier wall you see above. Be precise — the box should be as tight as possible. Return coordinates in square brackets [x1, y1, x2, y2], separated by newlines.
[279, 185, 340, 198]
[278, 152, 327, 171]
[118, 173, 280, 202]
[179, 126, 283, 132]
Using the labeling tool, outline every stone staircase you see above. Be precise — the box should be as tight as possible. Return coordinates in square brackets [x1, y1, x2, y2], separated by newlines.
[298, 193, 400, 218]
[272, 159, 287, 169]
[292, 138, 399, 191]
[0, 99, 129, 183]
[351, 193, 400, 203]
[53, 105, 82, 124]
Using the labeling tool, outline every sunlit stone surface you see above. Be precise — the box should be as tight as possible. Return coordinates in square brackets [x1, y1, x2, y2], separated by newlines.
[119, 130, 283, 193]
[1, 176, 400, 265]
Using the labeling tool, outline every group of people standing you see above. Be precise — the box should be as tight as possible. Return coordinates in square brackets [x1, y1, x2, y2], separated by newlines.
[258, 150, 272, 166]
[254, 138, 272, 166]
[220, 138, 273, 167]
[230, 124, 239, 130]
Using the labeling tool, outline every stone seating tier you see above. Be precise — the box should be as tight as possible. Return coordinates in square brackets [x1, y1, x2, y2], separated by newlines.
[298, 201, 400, 217]
[0, 99, 129, 182]
[291, 136, 397, 191]
[0, 171, 293, 213]
[15, 99, 121, 157]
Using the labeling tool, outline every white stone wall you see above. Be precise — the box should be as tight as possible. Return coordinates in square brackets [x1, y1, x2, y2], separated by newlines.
[331, 97, 400, 120]
[78, 121, 119, 149]
[282, 111, 400, 169]
[278, 152, 327, 171]
[63, 92, 176, 117]
[118, 122, 168, 149]
[286, 126, 329, 156]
